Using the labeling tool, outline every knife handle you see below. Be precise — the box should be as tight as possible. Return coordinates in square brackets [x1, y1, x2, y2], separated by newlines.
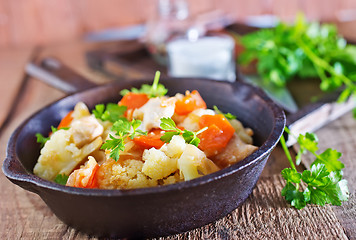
[26, 57, 98, 94]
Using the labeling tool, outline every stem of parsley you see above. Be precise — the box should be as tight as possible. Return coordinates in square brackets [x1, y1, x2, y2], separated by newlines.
[280, 130, 297, 172]
[296, 37, 354, 89]
[152, 71, 161, 95]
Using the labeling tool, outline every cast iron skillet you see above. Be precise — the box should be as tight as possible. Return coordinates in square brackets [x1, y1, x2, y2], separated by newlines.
[2, 58, 285, 238]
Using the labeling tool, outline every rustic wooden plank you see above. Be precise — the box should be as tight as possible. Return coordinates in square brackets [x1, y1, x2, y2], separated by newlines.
[0, 47, 33, 129]
[1, 172, 347, 239]
[295, 112, 356, 239]
[160, 175, 347, 240]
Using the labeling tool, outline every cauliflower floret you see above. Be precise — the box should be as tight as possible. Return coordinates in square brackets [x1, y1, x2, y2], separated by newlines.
[72, 102, 91, 120]
[70, 115, 104, 148]
[133, 97, 176, 131]
[142, 148, 178, 180]
[160, 135, 186, 158]
[33, 129, 102, 181]
[180, 108, 215, 131]
[96, 159, 157, 189]
[177, 144, 219, 181]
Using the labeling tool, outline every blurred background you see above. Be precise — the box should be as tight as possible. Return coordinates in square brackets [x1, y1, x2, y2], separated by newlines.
[0, 0, 356, 48]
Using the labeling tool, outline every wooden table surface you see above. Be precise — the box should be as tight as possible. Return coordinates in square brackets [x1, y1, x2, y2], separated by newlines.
[0, 41, 355, 240]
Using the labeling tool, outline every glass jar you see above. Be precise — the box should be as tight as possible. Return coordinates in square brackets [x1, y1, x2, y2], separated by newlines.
[145, 0, 190, 65]
[166, 32, 236, 82]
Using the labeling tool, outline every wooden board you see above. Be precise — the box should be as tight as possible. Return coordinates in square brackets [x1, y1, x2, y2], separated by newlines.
[298, 112, 356, 239]
[0, 47, 33, 129]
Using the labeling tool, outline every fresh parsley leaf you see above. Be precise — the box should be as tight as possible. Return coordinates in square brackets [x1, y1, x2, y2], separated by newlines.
[101, 134, 125, 161]
[280, 127, 349, 210]
[36, 133, 50, 147]
[159, 117, 207, 147]
[312, 148, 344, 172]
[101, 119, 147, 161]
[237, 13, 356, 113]
[160, 117, 178, 131]
[92, 104, 105, 119]
[281, 168, 301, 183]
[120, 71, 168, 98]
[160, 131, 180, 143]
[213, 105, 237, 120]
[93, 103, 127, 123]
[281, 182, 307, 209]
[54, 174, 69, 185]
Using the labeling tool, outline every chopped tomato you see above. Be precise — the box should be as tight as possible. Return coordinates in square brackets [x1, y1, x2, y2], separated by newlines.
[58, 110, 73, 129]
[133, 129, 165, 149]
[119, 93, 149, 111]
[175, 90, 206, 115]
[198, 114, 235, 156]
[66, 157, 99, 188]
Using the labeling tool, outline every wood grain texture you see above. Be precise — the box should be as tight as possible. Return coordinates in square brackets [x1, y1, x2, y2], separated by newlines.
[0, 47, 33, 129]
[0, 173, 348, 239]
[297, 112, 356, 239]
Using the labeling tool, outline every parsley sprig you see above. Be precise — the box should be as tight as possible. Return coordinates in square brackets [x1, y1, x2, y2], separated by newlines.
[160, 117, 207, 147]
[54, 174, 69, 185]
[120, 71, 168, 97]
[101, 119, 147, 161]
[238, 14, 356, 114]
[92, 103, 127, 123]
[213, 105, 237, 120]
[280, 127, 349, 209]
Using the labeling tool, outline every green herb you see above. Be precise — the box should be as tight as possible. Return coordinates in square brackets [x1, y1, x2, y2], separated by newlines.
[213, 105, 237, 120]
[54, 174, 69, 185]
[160, 117, 207, 147]
[36, 133, 50, 147]
[280, 127, 349, 209]
[101, 119, 147, 161]
[92, 103, 127, 123]
[120, 71, 168, 97]
[36, 126, 69, 147]
[238, 13, 356, 104]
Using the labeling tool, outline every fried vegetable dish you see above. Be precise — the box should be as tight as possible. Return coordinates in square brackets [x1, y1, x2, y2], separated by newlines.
[34, 72, 257, 189]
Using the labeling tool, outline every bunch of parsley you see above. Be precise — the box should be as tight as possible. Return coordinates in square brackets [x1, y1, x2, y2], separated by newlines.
[280, 127, 349, 209]
[238, 14, 356, 107]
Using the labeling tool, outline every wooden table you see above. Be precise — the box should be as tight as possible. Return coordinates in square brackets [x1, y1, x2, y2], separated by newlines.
[0, 41, 355, 239]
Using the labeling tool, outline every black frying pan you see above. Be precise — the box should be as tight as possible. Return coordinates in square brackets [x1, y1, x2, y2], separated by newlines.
[2, 58, 285, 238]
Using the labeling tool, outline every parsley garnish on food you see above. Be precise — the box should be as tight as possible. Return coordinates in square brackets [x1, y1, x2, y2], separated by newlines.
[279, 127, 349, 209]
[101, 119, 147, 161]
[238, 14, 356, 108]
[160, 117, 207, 147]
[213, 105, 237, 120]
[92, 103, 127, 123]
[36, 133, 50, 147]
[120, 71, 168, 97]
[54, 174, 69, 185]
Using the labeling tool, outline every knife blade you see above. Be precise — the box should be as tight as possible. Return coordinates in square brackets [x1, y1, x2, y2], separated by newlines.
[241, 75, 298, 113]
[84, 24, 146, 42]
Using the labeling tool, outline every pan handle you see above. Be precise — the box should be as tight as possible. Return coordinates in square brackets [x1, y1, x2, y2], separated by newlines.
[25, 57, 98, 94]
